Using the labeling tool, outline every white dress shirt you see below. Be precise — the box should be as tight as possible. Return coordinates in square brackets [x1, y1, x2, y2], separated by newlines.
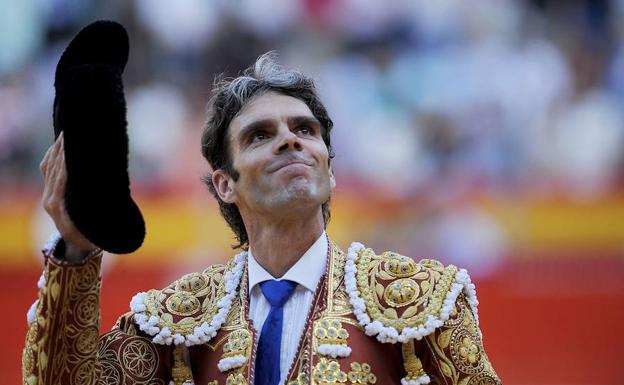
[247, 231, 328, 385]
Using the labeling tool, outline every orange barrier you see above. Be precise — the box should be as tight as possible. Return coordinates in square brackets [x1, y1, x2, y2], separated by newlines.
[1, 190, 624, 267]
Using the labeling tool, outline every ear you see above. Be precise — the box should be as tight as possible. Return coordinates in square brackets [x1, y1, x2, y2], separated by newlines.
[212, 170, 237, 204]
[329, 167, 336, 190]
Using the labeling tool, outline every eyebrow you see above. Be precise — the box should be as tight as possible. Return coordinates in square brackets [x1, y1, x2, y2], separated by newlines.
[237, 115, 322, 143]
[237, 119, 273, 144]
[287, 115, 322, 129]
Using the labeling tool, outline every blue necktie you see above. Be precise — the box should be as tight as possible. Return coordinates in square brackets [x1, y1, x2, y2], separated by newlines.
[254, 280, 297, 385]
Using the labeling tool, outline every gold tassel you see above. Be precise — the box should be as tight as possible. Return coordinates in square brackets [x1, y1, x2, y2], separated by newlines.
[401, 340, 429, 382]
[171, 345, 193, 385]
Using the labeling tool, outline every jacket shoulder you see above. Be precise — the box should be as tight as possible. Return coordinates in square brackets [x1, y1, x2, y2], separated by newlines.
[345, 242, 478, 343]
[128, 259, 235, 345]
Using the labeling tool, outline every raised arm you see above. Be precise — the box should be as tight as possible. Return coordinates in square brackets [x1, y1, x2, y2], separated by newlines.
[22, 135, 172, 385]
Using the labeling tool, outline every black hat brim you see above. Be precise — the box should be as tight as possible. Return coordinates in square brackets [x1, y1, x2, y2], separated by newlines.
[53, 20, 145, 254]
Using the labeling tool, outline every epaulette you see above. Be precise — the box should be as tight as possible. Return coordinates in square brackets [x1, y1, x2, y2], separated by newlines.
[129, 252, 247, 346]
[344, 242, 479, 344]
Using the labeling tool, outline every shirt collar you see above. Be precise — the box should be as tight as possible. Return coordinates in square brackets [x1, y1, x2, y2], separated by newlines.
[248, 231, 328, 294]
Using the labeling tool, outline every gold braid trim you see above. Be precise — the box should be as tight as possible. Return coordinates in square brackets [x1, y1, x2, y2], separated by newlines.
[401, 340, 428, 381]
[171, 345, 193, 385]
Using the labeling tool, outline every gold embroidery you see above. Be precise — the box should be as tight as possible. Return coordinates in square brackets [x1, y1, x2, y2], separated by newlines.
[311, 358, 378, 385]
[71, 359, 97, 385]
[98, 329, 126, 385]
[465, 372, 500, 385]
[206, 269, 252, 353]
[224, 262, 249, 330]
[314, 319, 349, 346]
[120, 338, 158, 380]
[401, 340, 427, 381]
[223, 296, 243, 329]
[99, 360, 123, 385]
[75, 294, 99, 326]
[141, 263, 227, 337]
[315, 244, 360, 345]
[207, 381, 219, 385]
[69, 262, 100, 292]
[74, 326, 99, 355]
[288, 241, 343, 384]
[308, 244, 361, 382]
[23, 254, 106, 385]
[171, 345, 193, 385]
[347, 362, 377, 384]
[287, 370, 311, 385]
[425, 294, 501, 385]
[175, 272, 209, 293]
[384, 252, 417, 278]
[419, 258, 446, 272]
[457, 336, 479, 366]
[354, 247, 458, 331]
[449, 314, 484, 375]
[288, 333, 312, 385]
[222, 329, 252, 359]
[165, 292, 202, 316]
[383, 278, 419, 307]
[214, 263, 253, 377]
[22, 344, 34, 374]
[313, 358, 348, 384]
[225, 373, 247, 385]
[325, 245, 352, 316]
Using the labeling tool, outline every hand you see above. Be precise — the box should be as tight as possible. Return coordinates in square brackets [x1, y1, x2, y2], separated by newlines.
[40, 132, 97, 261]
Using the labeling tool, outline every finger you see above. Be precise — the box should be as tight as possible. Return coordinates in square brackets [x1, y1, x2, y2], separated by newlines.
[48, 136, 65, 189]
[50, 133, 63, 160]
[56, 146, 68, 192]
[47, 145, 68, 215]
[39, 145, 54, 177]
[42, 134, 63, 178]
[54, 136, 66, 183]
[40, 137, 60, 177]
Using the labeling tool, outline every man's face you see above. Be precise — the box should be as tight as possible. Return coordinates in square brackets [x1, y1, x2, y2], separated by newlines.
[213, 91, 335, 219]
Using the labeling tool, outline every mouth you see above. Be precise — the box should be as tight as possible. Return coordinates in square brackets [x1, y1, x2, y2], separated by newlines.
[267, 156, 314, 173]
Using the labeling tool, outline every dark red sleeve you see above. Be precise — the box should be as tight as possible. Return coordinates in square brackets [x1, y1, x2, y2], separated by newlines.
[22, 248, 173, 385]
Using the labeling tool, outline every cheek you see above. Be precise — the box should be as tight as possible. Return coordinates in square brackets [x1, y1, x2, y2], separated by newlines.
[234, 156, 265, 186]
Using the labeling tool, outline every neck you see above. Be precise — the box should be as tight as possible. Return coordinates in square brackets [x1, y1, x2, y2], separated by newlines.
[244, 209, 325, 278]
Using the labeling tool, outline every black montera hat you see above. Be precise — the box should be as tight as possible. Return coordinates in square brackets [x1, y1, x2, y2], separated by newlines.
[53, 20, 145, 254]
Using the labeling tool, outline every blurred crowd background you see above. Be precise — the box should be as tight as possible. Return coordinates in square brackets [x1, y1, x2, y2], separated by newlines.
[1, 0, 623, 384]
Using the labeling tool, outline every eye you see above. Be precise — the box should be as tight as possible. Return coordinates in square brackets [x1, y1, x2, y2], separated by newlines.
[296, 126, 313, 135]
[251, 131, 268, 142]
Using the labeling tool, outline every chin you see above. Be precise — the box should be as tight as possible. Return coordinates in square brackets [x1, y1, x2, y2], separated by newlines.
[283, 181, 330, 205]
[263, 173, 331, 206]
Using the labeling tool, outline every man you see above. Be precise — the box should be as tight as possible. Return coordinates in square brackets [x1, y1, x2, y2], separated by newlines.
[23, 53, 502, 385]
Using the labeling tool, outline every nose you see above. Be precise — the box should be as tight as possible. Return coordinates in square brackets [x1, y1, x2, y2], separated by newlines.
[275, 125, 302, 153]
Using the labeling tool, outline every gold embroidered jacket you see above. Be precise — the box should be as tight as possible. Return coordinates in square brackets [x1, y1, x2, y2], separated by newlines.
[22, 240, 501, 385]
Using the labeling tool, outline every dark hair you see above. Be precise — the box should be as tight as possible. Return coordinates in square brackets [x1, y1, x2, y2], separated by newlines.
[201, 52, 335, 250]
